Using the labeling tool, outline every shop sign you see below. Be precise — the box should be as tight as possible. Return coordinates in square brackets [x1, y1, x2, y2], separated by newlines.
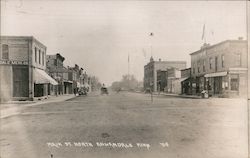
[0, 60, 28, 65]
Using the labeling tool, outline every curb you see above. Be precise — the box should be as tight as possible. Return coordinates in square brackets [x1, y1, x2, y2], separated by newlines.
[0, 95, 77, 119]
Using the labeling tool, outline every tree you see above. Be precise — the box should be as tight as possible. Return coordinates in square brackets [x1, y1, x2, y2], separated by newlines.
[90, 76, 102, 91]
[111, 74, 143, 91]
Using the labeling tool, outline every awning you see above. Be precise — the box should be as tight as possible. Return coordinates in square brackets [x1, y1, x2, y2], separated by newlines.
[34, 68, 58, 85]
[64, 80, 73, 83]
[204, 71, 227, 78]
[180, 77, 189, 82]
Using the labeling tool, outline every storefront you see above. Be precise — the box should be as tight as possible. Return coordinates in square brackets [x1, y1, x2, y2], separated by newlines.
[63, 81, 73, 94]
[33, 68, 58, 97]
[181, 77, 192, 95]
[204, 69, 247, 98]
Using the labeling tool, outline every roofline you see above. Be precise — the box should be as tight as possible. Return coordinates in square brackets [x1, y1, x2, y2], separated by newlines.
[190, 39, 247, 55]
[1, 35, 47, 49]
[144, 60, 186, 67]
[154, 61, 186, 63]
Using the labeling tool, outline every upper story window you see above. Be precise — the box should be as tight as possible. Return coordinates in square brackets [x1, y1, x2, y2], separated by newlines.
[221, 55, 225, 68]
[236, 53, 241, 66]
[42, 52, 44, 66]
[209, 58, 212, 69]
[35, 47, 37, 63]
[39, 50, 41, 64]
[197, 61, 200, 73]
[2, 44, 9, 60]
[215, 56, 218, 72]
[54, 59, 57, 66]
[203, 60, 205, 72]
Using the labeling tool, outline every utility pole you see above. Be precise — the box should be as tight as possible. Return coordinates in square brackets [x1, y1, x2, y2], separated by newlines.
[128, 53, 130, 90]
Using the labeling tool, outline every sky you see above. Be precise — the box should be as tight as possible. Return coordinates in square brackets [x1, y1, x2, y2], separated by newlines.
[1, 0, 247, 86]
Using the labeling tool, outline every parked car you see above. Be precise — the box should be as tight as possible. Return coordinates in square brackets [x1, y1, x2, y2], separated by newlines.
[101, 87, 109, 95]
[79, 87, 88, 96]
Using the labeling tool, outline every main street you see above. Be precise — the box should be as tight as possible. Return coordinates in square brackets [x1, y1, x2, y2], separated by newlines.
[0, 92, 248, 158]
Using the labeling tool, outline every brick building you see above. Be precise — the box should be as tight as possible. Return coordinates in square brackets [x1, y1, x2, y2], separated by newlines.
[190, 38, 247, 97]
[46, 53, 72, 95]
[144, 56, 186, 92]
[156, 70, 167, 92]
[0, 36, 58, 102]
[166, 67, 182, 94]
[68, 64, 81, 94]
[180, 68, 192, 95]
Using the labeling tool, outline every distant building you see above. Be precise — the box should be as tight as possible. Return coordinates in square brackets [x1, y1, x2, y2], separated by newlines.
[144, 57, 186, 92]
[68, 64, 81, 94]
[0, 36, 58, 102]
[156, 70, 167, 92]
[190, 38, 247, 97]
[46, 53, 72, 95]
[166, 67, 182, 94]
[180, 68, 192, 95]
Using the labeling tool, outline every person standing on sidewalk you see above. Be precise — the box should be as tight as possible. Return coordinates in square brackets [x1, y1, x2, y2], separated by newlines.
[74, 88, 77, 96]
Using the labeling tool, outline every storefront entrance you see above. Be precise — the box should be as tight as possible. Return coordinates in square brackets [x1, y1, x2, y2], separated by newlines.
[214, 77, 222, 94]
[13, 65, 29, 97]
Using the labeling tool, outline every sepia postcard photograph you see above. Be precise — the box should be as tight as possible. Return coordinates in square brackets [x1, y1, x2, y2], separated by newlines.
[0, 0, 249, 158]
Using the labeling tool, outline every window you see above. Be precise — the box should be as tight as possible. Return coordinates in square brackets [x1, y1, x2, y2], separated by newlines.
[35, 47, 37, 63]
[193, 68, 195, 74]
[197, 61, 200, 73]
[2, 44, 9, 60]
[215, 56, 218, 72]
[39, 50, 41, 64]
[203, 60, 205, 72]
[221, 55, 225, 68]
[54, 59, 57, 66]
[236, 53, 241, 66]
[230, 74, 239, 91]
[42, 52, 44, 66]
[209, 58, 212, 69]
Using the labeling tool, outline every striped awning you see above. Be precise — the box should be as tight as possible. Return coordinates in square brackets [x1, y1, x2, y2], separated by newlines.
[34, 68, 58, 85]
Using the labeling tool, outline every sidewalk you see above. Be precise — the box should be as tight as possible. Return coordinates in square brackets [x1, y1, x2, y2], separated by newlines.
[160, 93, 201, 99]
[133, 91, 201, 99]
[0, 94, 77, 119]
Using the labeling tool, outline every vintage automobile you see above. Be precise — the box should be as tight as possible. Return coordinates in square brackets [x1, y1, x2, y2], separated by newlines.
[79, 87, 88, 96]
[101, 87, 109, 95]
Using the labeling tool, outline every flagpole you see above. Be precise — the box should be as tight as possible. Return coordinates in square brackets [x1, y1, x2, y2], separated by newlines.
[150, 32, 153, 57]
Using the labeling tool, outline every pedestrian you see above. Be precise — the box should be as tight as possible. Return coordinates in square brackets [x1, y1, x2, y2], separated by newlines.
[74, 88, 77, 96]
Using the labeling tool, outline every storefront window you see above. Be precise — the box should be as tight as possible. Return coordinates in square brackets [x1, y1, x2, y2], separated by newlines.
[2, 44, 9, 60]
[222, 76, 228, 90]
[230, 74, 239, 91]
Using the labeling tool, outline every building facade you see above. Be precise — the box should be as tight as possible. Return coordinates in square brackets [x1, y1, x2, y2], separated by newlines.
[144, 57, 186, 92]
[68, 64, 81, 94]
[180, 68, 192, 95]
[166, 68, 182, 94]
[46, 53, 72, 95]
[190, 38, 247, 97]
[156, 70, 167, 92]
[0, 36, 57, 102]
